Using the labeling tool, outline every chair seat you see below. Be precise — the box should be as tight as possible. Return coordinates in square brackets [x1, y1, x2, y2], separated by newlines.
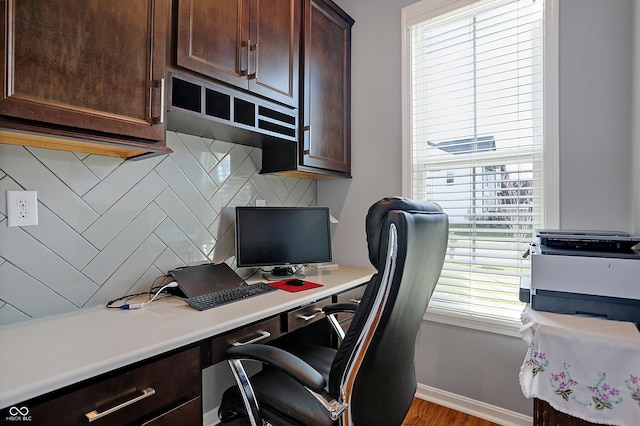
[220, 345, 337, 426]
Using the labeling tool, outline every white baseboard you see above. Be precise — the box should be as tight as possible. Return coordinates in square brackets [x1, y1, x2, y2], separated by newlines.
[204, 384, 533, 426]
[204, 407, 220, 426]
[415, 383, 533, 426]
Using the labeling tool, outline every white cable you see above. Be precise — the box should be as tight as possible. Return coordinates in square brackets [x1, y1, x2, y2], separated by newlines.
[122, 281, 178, 310]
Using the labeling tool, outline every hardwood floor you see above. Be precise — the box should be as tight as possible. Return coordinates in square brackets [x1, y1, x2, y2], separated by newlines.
[401, 398, 499, 426]
[222, 397, 499, 425]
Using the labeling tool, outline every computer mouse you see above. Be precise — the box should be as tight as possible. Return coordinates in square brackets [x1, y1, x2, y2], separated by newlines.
[285, 279, 305, 286]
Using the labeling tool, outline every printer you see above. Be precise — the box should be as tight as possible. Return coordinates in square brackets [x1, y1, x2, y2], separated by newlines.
[522, 230, 640, 322]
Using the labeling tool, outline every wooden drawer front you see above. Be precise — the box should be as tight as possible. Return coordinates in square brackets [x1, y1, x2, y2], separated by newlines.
[285, 298, 332, 333]
[335, 284, 366, 329]
[210, 316, 282, 365]
[27, 348, 200, 426]
[142, 396, 201, 426]
[335, 284, 366, 304]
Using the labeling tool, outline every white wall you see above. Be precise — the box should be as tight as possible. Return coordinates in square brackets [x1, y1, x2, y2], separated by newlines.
[558, 0, 635, 231]
[320, 0, 637, 418]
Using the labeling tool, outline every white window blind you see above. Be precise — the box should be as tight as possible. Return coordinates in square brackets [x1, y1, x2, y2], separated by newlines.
[407, 0, 544, 322]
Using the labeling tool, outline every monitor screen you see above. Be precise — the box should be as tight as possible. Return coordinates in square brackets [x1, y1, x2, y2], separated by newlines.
[235, 206, 332, 273]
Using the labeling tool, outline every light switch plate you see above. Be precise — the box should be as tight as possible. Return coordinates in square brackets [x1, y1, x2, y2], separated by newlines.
[7, 190, 38, 227]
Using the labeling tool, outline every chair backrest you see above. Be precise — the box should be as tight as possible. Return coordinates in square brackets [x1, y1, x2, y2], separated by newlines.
[328, 197, 449, 426]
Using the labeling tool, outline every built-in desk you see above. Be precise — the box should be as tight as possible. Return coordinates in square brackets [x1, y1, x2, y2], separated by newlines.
[519, 306, 640, 426]
[0, 266, 373, 424]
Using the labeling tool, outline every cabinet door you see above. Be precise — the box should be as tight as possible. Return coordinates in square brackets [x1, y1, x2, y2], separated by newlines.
[176, 0, 298, 107]
[301, 0, 353, 175]
[249, 0, 300, 106]
[0, 0, 167, 143]
[176, 0, 250, 89]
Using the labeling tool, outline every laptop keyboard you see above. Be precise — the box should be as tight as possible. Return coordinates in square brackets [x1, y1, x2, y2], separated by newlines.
[186, 282, 277, 311]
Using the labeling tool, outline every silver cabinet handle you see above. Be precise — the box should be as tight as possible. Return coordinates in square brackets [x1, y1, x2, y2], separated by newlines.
[303, 125, 311, 154]
[241, 40, 250, 76]
[85, 387, 155, 422]
[298, 308, 323, 321]
[350, 299, 361, 304]
[232, 330, 271, 346]
[158, 78, 165, 124]
[152, 78, 165, 124]
[248, 43, 258, 80]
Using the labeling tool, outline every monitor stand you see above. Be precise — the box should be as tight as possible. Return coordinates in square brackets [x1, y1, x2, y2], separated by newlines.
[261, 266, 306, 281]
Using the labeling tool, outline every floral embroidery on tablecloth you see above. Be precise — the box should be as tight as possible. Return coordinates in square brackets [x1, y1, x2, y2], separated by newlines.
[550, 362, 578, 401]
[525, 343, 548, 376]
[587, 372, 622, 411]
[547, 364, 623, 412]
[626, 374, 640, 406]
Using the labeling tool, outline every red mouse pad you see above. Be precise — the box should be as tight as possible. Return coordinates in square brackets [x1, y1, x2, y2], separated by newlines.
[269, 279, 323, 292]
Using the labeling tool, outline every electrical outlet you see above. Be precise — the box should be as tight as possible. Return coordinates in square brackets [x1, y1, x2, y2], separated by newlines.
[7, 191, 38, 227]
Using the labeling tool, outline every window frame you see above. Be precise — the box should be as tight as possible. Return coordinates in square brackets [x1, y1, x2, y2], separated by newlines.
[401, 0, 559, 335]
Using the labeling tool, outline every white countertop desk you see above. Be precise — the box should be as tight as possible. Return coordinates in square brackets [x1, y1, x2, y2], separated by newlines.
[0, 266, 374, 410]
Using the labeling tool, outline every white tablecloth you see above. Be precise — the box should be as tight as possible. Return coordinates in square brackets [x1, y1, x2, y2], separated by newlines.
[519, 306, 640, 425]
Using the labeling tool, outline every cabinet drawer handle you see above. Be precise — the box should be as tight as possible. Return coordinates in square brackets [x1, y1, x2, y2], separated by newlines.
[232, 330, 271, 346]
[351, 299, 361, 304]
[297, 308, 323, 321]
[85, 387, 156, 422]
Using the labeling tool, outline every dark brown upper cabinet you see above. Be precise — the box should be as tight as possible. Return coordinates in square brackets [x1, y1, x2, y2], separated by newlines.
[0, 0, 171, 159]
[301, 0, 353, 176]
[262, 0, 353, 178]
[176, 0, 300, 108]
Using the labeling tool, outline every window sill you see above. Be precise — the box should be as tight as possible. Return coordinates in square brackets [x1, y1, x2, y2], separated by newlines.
[423, 307, 522, 338]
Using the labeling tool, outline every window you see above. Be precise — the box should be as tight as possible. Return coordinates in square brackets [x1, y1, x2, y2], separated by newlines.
[402, 0, 558, 330]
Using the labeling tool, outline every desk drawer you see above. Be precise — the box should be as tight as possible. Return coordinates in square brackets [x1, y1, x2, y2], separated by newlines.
[285, 297, 332, 333]
[209, 316, 282, 365]
[335, 284, 366, 328]
[335, 284, 366, 304]
[27, 347, 200, 425]
[142, 396, 201, 426]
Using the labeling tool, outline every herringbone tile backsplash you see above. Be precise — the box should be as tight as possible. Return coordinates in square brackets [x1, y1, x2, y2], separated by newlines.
[0, 132, 316, 326]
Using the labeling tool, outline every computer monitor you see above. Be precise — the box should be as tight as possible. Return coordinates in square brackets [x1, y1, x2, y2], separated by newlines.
[235, 206, 332, 279]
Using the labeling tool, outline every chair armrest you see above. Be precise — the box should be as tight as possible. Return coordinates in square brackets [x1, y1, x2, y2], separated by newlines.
[322, 302, 359, 315]
[224, 344, 326, 393]
[322, 302, 359, 342]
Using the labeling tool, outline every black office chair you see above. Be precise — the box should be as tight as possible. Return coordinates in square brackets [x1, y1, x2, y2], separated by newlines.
[218, 197, 449, 426]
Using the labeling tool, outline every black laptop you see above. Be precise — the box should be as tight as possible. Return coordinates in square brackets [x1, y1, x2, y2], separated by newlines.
[168, 262, 247, 298]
